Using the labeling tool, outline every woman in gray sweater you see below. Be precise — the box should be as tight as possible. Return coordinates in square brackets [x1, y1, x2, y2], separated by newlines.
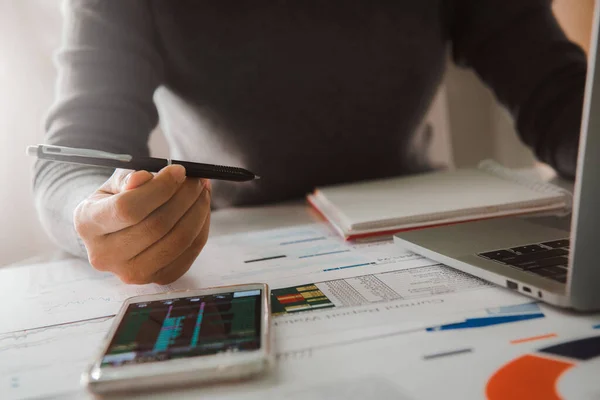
[34, 1, 587, 285]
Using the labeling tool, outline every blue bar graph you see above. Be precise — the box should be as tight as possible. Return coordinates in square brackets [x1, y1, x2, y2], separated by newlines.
[153, 305, 185, 352]
[426, 313, 544, 331]
[190, 302, 206, 348]
[323, 262, 375, 272]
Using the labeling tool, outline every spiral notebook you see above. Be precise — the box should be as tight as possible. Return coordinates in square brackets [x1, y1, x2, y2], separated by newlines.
[307, 160, 572, 240]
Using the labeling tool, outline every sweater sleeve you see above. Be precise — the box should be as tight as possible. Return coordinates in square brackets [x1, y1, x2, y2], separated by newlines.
[33, 0, 163, 257]
[450, 0, 587, 179]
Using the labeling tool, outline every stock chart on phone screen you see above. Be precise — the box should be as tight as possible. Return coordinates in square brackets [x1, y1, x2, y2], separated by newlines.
[101, 290, 262, 366]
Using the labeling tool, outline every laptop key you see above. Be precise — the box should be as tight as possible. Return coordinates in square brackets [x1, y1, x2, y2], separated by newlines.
[504, 249, 569, 267]
[510, 244, 547, 254]
[515, 256, 569, 270]
[541, 265, 567, 275]
[533, 267, 566, 277]
[549, 274, 568, 283]
[478, 249, 517, 261]
[541, 239, 570, 249]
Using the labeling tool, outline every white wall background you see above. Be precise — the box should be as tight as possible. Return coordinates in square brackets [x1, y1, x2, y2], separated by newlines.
[0, 1, 539, 267]
[0, 1, 62, 266]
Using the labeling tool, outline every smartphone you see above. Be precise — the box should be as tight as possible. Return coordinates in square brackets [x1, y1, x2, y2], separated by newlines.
[82, 283, 272, 394]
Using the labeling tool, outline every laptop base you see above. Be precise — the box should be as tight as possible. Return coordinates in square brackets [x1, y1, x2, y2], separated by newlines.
[393, 217, 571, 308]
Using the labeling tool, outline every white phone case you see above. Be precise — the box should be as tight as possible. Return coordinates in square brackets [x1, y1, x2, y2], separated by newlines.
[81, 283, 273, 395]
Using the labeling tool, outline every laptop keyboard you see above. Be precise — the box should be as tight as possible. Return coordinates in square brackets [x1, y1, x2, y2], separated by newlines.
[477, 239, 570, 284]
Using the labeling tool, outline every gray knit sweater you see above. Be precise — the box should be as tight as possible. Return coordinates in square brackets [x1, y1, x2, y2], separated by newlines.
[34, 0, 587, 257]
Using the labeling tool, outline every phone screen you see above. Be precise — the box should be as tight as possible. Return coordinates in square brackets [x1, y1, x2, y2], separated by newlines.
[100, 289, 262, 367]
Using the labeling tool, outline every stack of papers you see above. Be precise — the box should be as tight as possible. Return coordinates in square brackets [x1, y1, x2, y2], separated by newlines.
[2, 222, 583, 399]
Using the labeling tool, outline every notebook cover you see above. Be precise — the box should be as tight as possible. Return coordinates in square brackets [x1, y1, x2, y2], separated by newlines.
[307, 165, 570, 240]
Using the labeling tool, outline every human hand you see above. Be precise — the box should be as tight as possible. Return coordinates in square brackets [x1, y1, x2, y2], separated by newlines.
[74, 165, 211, 285]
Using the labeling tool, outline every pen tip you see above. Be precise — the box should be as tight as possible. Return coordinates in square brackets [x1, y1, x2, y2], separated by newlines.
[255, 175, 261, 180]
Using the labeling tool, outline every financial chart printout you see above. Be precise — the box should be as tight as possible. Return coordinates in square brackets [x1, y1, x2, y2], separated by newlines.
[101, 290, 262, 367]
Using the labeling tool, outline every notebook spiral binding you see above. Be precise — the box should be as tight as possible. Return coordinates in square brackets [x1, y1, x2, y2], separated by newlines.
[478, 160, 573, 214]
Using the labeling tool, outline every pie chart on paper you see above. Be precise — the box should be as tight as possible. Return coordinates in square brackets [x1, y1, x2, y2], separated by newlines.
[486, 335, 600, 400]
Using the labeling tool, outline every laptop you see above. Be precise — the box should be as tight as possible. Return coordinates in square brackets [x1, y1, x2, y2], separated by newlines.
[393, 6, 600, 311]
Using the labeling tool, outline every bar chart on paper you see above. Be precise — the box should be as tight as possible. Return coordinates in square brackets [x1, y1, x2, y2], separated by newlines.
[185, 223, 438, 289]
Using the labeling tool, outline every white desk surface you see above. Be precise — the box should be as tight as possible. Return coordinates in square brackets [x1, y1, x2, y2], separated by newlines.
[4, 180, 600, 400]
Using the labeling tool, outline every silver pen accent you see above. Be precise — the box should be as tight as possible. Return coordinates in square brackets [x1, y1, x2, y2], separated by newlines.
[26, 145, 132, 162]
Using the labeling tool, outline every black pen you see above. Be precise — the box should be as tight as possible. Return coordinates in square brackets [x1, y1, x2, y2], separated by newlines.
[26, 144, 260, 182]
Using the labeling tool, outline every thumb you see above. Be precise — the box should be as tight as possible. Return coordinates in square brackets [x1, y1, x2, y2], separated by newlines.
[122, 170, 154, 191]
[99, 169, 154, 195]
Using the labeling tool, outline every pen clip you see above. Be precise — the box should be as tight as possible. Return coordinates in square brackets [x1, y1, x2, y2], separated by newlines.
[35, 145, 133, 162]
